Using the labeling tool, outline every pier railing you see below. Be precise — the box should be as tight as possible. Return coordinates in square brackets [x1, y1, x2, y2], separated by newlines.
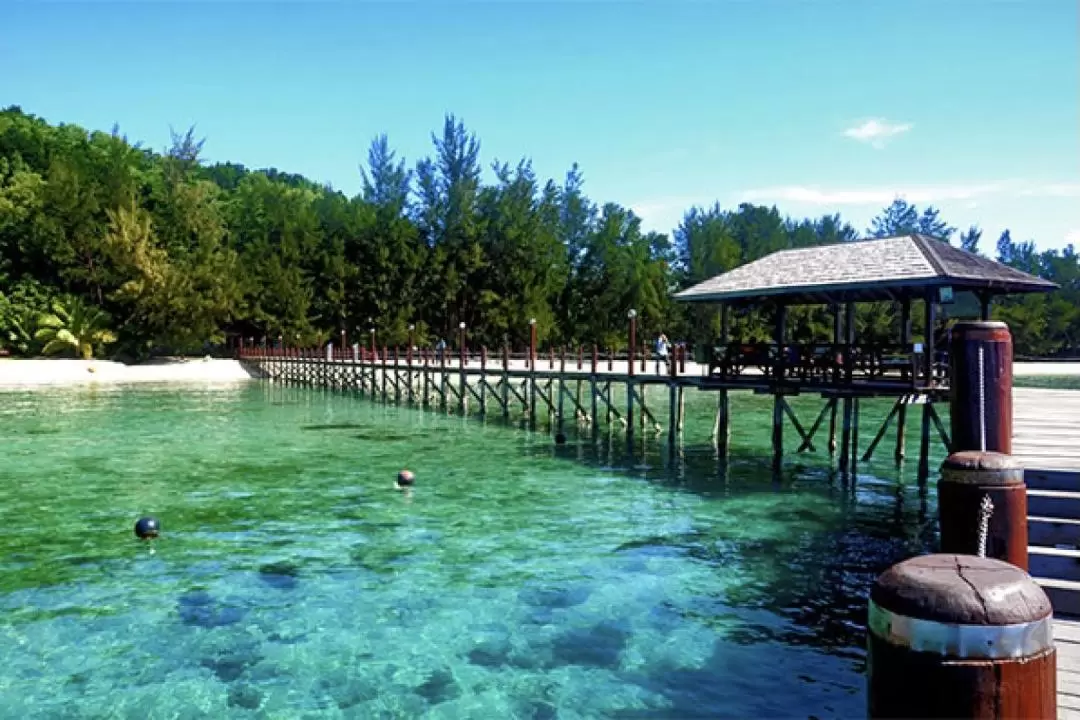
[238, 343, 692, 378]
[706, 342, 950, 390]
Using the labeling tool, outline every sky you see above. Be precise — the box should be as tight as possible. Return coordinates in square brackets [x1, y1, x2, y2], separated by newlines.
[3, 0, 1078, 252]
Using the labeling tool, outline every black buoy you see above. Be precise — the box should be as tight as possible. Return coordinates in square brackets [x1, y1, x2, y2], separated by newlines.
[135, 516, 160, 540]
[555, 432, 567, 445]
[396, 469, 415, 489]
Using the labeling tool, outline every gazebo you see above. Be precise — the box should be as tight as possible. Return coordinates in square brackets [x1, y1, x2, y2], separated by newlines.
[674, 233, 1058, 481]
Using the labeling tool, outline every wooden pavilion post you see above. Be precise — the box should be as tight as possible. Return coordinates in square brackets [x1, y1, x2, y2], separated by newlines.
[839, 302, 856, 476]
[918, 292, 938, 486]
[828, 303, 841, 454]
[895, 298, 912, 464]
[772, 303, 788, 473]
[714, 304, 731, 457]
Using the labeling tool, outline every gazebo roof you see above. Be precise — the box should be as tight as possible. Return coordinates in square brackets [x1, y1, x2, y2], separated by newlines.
[674, 233, 1058, 305]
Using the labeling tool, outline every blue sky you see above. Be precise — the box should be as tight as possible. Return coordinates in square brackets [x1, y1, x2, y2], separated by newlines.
[4, 1, 1078, 251]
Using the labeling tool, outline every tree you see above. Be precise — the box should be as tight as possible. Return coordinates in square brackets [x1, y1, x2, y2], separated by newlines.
[34, 295, 117, 359]
[960, 225, 982, 254]
[0, 105, 1073, 361]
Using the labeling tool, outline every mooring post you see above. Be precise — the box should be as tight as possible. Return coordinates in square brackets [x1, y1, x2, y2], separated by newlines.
[950, 321, 1013, 454]
[939, 451, 1028, 570]
[867, 554, 1055, 719]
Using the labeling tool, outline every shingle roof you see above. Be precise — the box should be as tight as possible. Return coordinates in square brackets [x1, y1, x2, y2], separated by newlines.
[674, 234, 1059, 305]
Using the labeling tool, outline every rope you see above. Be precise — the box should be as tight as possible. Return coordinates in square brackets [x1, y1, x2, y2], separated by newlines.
[977, 494, 994, 558]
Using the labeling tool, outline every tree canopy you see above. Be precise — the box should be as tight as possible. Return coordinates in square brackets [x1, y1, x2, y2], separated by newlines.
[0, 106, 1075, 359]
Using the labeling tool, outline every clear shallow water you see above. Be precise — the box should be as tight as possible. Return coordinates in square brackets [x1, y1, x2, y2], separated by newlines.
[0, 383, 939, 719]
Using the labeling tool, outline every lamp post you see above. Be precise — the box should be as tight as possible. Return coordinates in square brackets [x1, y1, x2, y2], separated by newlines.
[628, 309, 637, 377]
[408, 324, 415, 364]
[459, 321, 466, 368]
[529, 318, 537, 371]
[369, 327, 376, 361]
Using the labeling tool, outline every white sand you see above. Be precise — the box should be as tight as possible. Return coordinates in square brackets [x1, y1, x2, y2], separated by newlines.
[0, 358, 258, 388]
[1013, 362, 1080, 377]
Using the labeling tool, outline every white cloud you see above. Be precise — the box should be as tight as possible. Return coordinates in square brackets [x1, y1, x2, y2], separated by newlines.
[736, 181, 1079, 207]
[1019, 183, 1080, 198]
[842, 118, 913, 148]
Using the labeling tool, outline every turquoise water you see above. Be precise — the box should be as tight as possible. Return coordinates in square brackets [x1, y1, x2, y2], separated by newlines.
[0, 383, 938, 718]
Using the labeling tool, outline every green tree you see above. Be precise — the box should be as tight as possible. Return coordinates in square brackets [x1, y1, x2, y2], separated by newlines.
[34, 295, 117, 359]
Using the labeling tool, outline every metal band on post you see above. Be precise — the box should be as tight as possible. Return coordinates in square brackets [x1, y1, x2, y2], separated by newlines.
[868, 601, 1053, 660]
[867, 553, 1056, 719]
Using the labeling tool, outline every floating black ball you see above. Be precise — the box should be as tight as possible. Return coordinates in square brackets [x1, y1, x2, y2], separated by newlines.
[396, 469, 415, 488]
[135, 516, 160, 540]
[555, 432, 567, 445]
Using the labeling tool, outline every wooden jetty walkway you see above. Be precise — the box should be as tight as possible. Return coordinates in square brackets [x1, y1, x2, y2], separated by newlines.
[1056, 618, 1080, 718]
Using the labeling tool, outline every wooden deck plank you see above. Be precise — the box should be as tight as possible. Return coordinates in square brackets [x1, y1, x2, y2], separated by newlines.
[1015, 389, 1080, 472]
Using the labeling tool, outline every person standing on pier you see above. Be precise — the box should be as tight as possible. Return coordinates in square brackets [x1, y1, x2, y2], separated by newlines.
[435, 338, 447, 362]
[655, 333, 670, 373]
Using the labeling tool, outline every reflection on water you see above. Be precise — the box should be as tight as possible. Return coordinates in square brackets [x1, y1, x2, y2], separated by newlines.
[0, 383, 939, 718]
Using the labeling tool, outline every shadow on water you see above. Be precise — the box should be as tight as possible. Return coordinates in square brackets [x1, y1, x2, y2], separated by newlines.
[525, 428, 938, 661]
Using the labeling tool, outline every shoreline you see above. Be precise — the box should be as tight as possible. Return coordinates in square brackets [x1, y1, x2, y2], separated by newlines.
[0, 358, 259, 388]
[1, 357, 1078, 390]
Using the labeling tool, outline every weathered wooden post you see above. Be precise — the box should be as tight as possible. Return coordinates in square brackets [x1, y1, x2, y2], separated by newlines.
[917, 291, 938, 486]
[895, 299, 912, 463]
[840, 302, 856, 474]
[867, 554, 1055, 719]
[528, 318, 537, 426]
[715, 305, 731, 457]
[407, 324, 415, 404]
[479, 346, 488, 416]
[939, 451, 1029, 570]
[591, 344, 599, 434]
[392, 346, 401, 402]
[627, 309, 637, 438]
[381, 345, 389, 399]
[950, 321, 1013, 455]
[557, 346, 566, 438]
[772, 304, 788, 473]
[458, 322, 467, 415]
[667, 342, 678, 446]
[501, 343, 510, 419]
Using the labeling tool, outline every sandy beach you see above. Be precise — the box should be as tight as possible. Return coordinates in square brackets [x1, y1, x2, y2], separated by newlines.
[0, 358, 259, 388]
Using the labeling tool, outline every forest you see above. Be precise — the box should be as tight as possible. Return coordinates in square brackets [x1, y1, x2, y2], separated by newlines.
[0, 105, 1076, 361]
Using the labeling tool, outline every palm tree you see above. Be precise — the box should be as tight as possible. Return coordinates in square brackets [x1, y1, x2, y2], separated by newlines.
[34, 296, 118, 360]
